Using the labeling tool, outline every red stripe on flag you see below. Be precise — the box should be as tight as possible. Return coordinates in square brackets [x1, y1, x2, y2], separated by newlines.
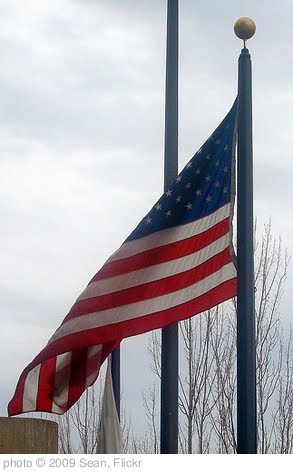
[95, 278, 237, 341]
[66, 348, 88, 411]
[90, 218, 230, 282]
[8, 372, 27, 416]
[36, 358, 56, 412]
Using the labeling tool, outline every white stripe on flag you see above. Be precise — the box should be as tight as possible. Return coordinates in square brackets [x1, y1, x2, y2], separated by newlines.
[51, 352, 72, 414]
[22, 364, 41, 412]
[85, 345, 103, 388]
[79, 234, 230, 299]
[107, 203, 231, 262]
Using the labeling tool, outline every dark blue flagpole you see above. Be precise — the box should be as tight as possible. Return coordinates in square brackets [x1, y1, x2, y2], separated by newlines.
[111, 347, 120, 420]
[234, 18, 257, 454]
[160, 0, 179, 454]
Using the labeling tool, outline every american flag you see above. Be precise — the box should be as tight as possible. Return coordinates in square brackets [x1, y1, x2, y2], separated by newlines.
[8, 101, 238, 416]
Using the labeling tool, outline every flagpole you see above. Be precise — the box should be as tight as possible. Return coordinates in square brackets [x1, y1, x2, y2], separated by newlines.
[111, 347, 120, 420]
[234, 18, 257, 454]
[160, 0, 179, 454]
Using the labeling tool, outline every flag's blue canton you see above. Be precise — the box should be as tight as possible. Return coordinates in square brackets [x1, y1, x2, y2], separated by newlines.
[127, 101, 237, 242]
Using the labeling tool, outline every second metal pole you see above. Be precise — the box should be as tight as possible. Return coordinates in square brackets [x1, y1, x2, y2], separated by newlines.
[160, 0, 179, 454]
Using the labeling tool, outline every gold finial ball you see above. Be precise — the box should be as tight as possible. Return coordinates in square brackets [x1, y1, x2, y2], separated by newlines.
[234, 17, 256, 41]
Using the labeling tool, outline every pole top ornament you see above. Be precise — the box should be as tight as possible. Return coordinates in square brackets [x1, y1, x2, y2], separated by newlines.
[234, 17, 256, 44]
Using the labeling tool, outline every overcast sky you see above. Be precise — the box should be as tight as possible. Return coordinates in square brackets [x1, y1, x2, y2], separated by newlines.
[1, 0, 292, 435]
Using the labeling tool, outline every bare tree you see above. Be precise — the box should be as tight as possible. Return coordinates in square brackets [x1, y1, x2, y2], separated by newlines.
[56, 382, 102, 454]
[130, 383, 159, 454]
[208, 307, 237, 453]
[273, 329, 293, 454]
[179, 312, 216, 454]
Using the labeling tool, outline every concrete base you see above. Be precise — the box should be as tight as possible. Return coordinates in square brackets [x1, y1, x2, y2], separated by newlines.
[0, 417, 58, 453]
